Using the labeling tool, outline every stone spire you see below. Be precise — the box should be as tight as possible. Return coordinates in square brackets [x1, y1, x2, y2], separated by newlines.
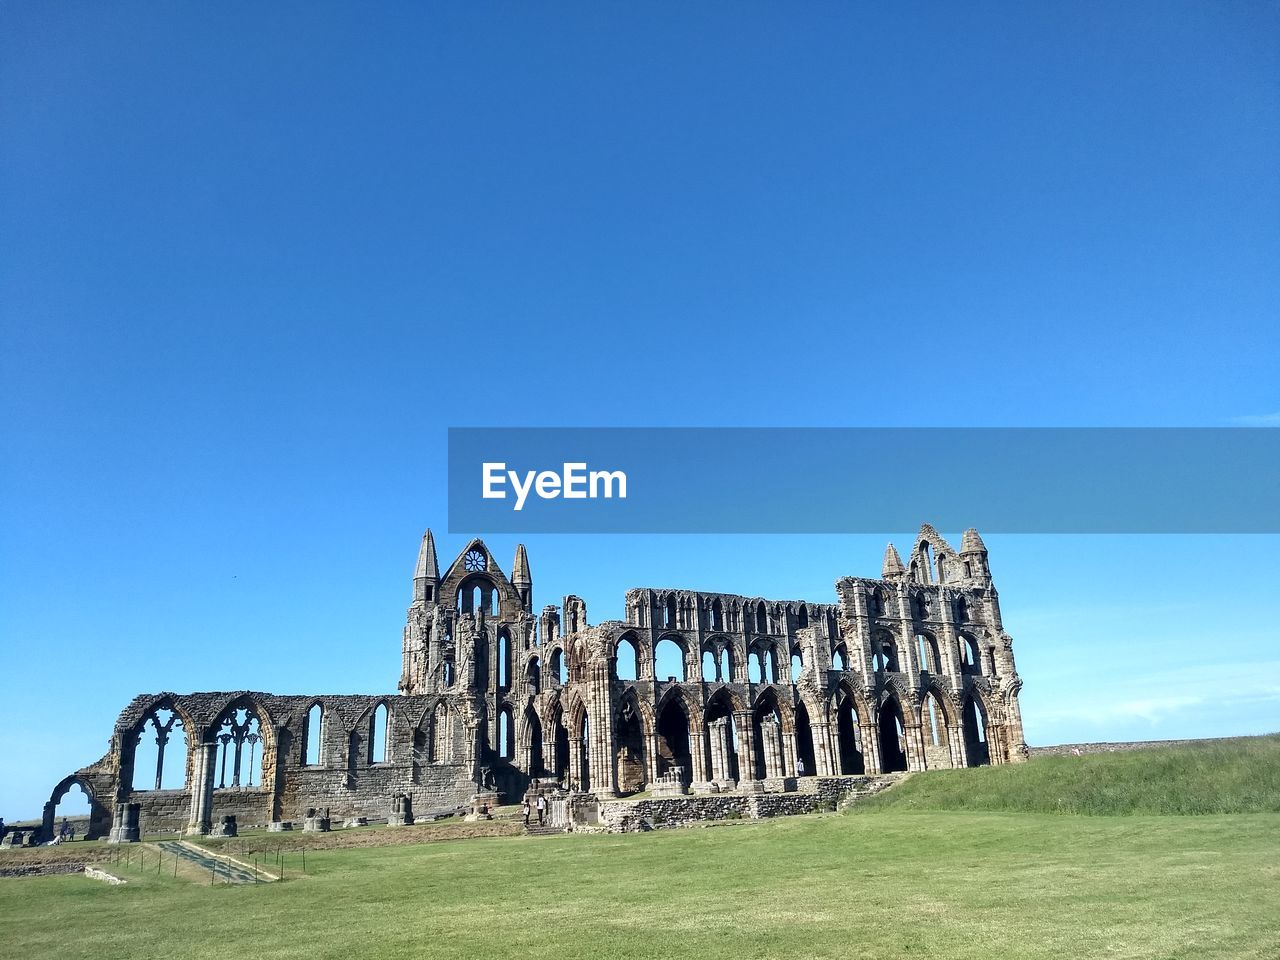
[882, 543, 905, 580]
[512, 543, 532, 612]
[512, 543, 531, 588]
[960, 528, 987, 554]
[413, 529, 440, 602]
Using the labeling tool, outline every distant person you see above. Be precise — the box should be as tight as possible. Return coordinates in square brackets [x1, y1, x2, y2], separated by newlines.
[521, 799, 531, 826]
[797, 758, 806, 777]
[59, 818, 69, 840]
[0, 816, 6, 842]
[535, 793, 547, 825]
[1071, 747, 1082, 757]
[69, 822, 77, 841]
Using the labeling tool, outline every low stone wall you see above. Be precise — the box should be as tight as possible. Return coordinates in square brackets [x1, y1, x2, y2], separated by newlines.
[597, 776, 889, 833]
[1030, 737, 1246, 758]
[0, 862, 88, 879]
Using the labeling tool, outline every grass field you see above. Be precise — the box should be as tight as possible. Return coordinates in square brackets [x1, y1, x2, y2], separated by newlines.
[1, 737, 1277, 960]
[858, 734, 1280, 816]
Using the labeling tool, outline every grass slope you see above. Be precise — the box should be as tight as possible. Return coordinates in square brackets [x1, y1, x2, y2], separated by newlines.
[1, 811, 1278, 960]
[858, 734, 1280, 816]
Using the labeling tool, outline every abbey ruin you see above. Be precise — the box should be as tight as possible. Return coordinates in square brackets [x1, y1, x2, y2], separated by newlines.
[42, 524, 1027, 840]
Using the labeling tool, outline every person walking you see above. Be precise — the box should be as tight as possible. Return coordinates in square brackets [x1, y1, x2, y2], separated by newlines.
[521, 798, 531, 826]
[535, 793, 547, 826]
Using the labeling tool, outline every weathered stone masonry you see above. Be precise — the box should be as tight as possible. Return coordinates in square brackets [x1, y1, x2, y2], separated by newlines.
[45, 523, 1026, 839]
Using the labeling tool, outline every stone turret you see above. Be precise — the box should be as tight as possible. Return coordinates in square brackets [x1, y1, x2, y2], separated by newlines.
[413, 529, 440, 602]
[512, 543, 532, 611]
[882, 543, 905, 580]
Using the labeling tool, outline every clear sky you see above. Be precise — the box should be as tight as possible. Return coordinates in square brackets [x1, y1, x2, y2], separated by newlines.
[1, 3, 1277, 819]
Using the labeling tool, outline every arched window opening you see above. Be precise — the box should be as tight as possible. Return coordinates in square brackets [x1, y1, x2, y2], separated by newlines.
[926, 695, 942, 746]
[369, 703, 389, 764]
[655, 637, 685, 682]
[664, 595, 677, 629]
[548, 648, 566, 686]
[878, 700, 908, 772]
[701, 650, 717, 682]
[710, 598, 724, 631]
[955, 596, 969, 622]
[616, 636, 640, 681]
[756, 601, 768, 634]
[433, 702, 454, 763]
[526, 707, 544, 775]
[553, 711, 570, 781]
[790, 651, 803, 683]
[704, 696, 739, 782]
[304, 704, 324, 766]
[656, 699, 691, 782]
[615, 698, 646, 793]
[578, 712, 591, 791]
[873, 634, 899, 673]
[916, 634, 940, 674]
[131, 708, 188, 791]
[498, 707, 515, 760]
[719, 647, 732, 682]
[963, 696, 990, 766]
[767, 646, 779, 682]
[918, 544, 934, 584]
[836, 695, 864, 774]
[51, 781, 92, 837]
[961, 636, 981, 674]
[213, 705, 263, 789]
[832, 647, 847, 672]
[748, 649, 764, 684]
[526, 655, 541, 693]
[798, 605, 808, 629]
[497, 631, 511, 689]
[795, 702, 817, 776]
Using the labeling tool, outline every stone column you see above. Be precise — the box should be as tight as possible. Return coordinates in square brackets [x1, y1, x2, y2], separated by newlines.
[689, 712, 709, 784]
[567, 736, 583, 791]
[811, 711, 836, 776]
[186, 742, 216, 836]
[761, 719, 780, 778]
[735, 711, 757, 780]
[781, 729, 798, 778]
[862, 719, 883, 775]
[896, 588, 918, 679]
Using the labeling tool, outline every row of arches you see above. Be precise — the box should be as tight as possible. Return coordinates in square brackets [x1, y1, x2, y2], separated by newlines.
[520, 684, 993, 794]
[636, 593, 838, 638]
[601, 630, 992, 687]
[124, 696, 465, 795]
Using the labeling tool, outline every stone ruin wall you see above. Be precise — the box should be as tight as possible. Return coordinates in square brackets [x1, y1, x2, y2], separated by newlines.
[40, 522, 1028, 840]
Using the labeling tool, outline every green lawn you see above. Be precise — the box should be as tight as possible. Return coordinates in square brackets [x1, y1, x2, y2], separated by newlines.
[1, 808, 1277, 960]
[859, 734, 1280, 816]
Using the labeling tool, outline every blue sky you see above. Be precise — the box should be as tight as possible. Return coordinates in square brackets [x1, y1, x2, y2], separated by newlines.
[1, 3, 1277, 818]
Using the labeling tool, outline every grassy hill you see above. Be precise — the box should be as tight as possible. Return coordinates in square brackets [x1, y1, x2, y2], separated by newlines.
[857, 734, 1280, 816]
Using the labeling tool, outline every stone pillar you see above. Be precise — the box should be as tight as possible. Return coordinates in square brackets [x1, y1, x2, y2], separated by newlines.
[896, 588, 918, 679]
[710, 718, 728, 781]
[781, 729, 797, 778]
[186, 742, 216, 836]
[107, 802, 141, 844]
[568, 736, 583, 791]
[811, 711, 836, 776]
[761, 719, 781, 778]
[734, 711, 756, 781]
[689, 712, 709, 785]
[862, 719, 883, 775]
